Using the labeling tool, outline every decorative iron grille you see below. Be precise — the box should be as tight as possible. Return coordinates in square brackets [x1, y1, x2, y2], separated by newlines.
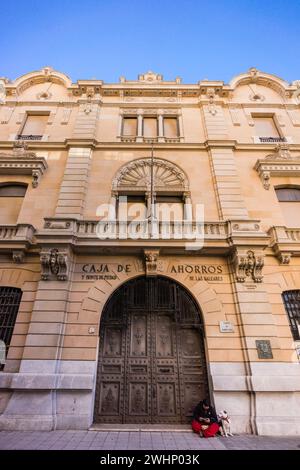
[0, 287, 22, 370]
[282, 290, 300, 341]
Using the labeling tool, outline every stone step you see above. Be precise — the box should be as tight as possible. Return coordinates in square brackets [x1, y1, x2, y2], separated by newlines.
[89, 424, 192, 432]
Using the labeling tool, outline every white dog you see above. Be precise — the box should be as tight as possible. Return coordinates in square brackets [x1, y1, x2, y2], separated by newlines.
[218, 410, 233, 437]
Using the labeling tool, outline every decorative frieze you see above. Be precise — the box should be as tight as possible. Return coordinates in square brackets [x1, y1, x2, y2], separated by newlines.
[40, 248, 70, 281]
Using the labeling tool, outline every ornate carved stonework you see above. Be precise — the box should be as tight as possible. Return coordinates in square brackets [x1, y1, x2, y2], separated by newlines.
[12, 250, 25, 264]
[265, 143, 292, 160]
[112, 157, 189, 192]
[278, 252, 291, 265]
[40, 248, 69, 281]
[232, 249, 264, 283]
[144, 249, 160, 276]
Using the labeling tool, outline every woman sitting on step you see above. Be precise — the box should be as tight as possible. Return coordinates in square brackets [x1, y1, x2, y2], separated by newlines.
[191, 399, 219, 438]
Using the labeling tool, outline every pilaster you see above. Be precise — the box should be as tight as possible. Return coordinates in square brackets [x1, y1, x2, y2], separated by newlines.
[55, 147, 92, 218]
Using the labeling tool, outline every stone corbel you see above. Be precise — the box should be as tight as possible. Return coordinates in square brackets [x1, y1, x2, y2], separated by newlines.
[231, 248, 264, 283]
[12, 250, 25, 264]
[267, 226, 296, 264]
[277, 252, 292, 265]
[40, 248, 70, 281]
[144, 249, 161, 276]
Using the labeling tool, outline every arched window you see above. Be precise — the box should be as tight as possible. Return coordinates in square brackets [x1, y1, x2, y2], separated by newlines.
[0, 287, 23, 370]
[0, 183, 27, 225]
[275, 187, 300, 227]
[111, 158, 191, 223]
[282, 290, 300, 341]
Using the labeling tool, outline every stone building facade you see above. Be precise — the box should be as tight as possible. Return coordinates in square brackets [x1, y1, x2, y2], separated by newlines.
[0, 67, 300, 434]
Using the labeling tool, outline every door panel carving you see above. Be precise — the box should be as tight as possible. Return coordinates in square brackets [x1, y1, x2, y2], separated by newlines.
[94, 276, 209, 424]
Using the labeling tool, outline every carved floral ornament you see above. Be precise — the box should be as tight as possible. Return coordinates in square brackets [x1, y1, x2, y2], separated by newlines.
[112, 158, 189, 192]
[254, 144, 300, 190]
[231, 249, 264, 283]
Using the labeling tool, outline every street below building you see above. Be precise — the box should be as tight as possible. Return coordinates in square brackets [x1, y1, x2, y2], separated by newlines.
[0, 430, 299, 450]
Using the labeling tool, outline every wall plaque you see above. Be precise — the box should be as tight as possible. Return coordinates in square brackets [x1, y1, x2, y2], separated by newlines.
[256, 340, 273, 359]
[219, 321, 234, 333]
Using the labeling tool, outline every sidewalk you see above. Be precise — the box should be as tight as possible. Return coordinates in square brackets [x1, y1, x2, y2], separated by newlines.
[0, 430, 299, 450]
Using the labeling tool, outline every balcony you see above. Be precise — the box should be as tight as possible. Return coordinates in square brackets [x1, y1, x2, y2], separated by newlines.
[0, 224, 36, 261]
[16, 134, 43, 141]
[258, 137, 286, 143]
[268, 226, 300, 263]
[38, 218, 230, 254]
[119, 136, 182, 144]
[120, 135, 136, 143]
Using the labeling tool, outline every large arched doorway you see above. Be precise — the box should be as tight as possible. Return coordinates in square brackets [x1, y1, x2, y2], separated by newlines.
[94, 276, 209, 424]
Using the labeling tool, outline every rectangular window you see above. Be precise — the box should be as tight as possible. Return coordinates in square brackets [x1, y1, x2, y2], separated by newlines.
[143, 118, 157, 138]
[0, 287, 23, 370]
[253, 116, 279, 137]
[282, 290, 300, 341]
[118, 195, 146, 221]
[156, 195, 184, 221]
[122, 117, 137, 136]
[20, 114, 49, 138]
[164, 118, 179, 138]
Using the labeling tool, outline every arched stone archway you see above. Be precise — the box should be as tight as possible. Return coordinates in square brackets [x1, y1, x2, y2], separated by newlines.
[93, 275, 212, 424]
[79, 268, 225, 333]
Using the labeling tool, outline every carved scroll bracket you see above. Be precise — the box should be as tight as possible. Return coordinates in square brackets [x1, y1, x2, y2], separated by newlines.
[144, 249, 162, 277]
[40, 248, 71, 281]
[231, 247, 264, 283]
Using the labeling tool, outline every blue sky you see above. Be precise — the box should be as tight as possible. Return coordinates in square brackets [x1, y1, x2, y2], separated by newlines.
[1, 0, 300, 84]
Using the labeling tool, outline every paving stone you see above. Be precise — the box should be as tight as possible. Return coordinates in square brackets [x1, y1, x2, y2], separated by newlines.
[1, 431, 300, 450]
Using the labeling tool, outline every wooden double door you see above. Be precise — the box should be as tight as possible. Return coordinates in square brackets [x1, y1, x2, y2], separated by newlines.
[94, 276, 209, 424]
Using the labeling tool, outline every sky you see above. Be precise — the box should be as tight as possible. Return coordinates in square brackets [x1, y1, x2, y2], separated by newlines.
[1, 0, 300, 84]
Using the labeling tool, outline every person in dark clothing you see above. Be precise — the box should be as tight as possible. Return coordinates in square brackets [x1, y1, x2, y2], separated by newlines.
[191, 399, 219, 437]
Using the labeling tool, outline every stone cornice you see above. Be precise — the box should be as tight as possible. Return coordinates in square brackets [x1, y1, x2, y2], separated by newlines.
[0, 151, 48, 187]
[254, 144, 300, 189]
[1, 139, 300, 153]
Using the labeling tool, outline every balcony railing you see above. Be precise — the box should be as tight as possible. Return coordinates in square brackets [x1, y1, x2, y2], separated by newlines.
[120, 136, 136, 143]
[119, 136, 181, 143]
[77, 220, 228, 239]
[285, 228, 300, 242]
[17, 134, 43, 141]
[0, 224, 35, 242]
[164, 137, 181, 143]
[259, 136, 286, 143]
